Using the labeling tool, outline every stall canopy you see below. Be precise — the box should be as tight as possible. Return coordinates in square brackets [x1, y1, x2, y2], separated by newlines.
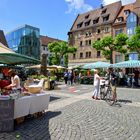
[111, 60, 140, 68]
[0, 43, 40, 65]
[26, 64, 64, 69]
[82, 61, 111, 69]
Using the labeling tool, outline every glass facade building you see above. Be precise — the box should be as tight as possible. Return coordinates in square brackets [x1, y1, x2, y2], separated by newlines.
[6, 25, 40, 59]
[126, 12, 138, 37]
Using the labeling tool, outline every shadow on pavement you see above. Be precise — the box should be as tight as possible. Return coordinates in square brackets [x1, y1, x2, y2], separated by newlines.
[117, 99, 132, 104]
[12, 111, 61, 140]
[50, 96, 61, 102]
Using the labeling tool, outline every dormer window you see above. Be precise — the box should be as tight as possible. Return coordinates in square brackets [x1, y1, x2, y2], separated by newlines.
[124, 10, 130, 16]
[85, 14, 89, 19]
[103, 14, 109, 22]
[117, 17, 124, 22]
[93, 17, 99, 24]
[85, 20, 91, 26]
[77, 22, 83, 28]
[101, 8, 107, 14]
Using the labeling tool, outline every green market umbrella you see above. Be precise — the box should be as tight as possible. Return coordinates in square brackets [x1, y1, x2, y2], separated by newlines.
[0, 43, 40, 65]
[112, 60, 140, 68]
[0, 53, 40, 65]
[82, 61, 111, 69]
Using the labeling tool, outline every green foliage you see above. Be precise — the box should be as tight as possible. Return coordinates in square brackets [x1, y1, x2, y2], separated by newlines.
[127, 26, 140, 54]
[48, 41, 77, 66]
[92, 34, 128, 63]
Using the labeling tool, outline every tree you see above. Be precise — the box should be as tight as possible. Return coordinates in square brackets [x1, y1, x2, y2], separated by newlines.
[48, 41, 77, 66]
[92, 34, 128, 63]
[127, 26, 140, 54]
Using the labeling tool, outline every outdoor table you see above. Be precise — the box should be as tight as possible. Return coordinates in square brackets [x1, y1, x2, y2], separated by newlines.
[0, 92, 50, 132]
[14, 92, 50, 118]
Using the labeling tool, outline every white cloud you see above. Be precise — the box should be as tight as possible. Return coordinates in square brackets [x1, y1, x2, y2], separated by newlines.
[65, 0, 93, 14]
[102, 0, 136, 5]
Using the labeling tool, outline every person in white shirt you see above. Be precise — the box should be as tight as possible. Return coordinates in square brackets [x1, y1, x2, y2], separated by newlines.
[92, 69, 103, 100]
[5, 69, 21, 91]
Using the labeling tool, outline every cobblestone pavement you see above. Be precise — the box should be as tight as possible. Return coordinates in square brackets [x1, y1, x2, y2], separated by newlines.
[0, 85, 140, 140]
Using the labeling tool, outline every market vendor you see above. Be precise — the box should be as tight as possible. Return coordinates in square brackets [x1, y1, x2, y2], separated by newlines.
[5, 69, 21, 91]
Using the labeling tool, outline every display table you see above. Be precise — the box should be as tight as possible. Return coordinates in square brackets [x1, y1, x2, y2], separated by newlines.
[14, 92, 50, 119]
[0, 92, 50, 132]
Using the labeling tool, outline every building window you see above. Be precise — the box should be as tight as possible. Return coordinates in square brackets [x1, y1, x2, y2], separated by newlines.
[115, 54, 123, 63]
[115, 29, 124, 36]
[86, 52, 88, 58]
[117, 17, 124, 22]
[85, 31, 92, 37]
[93, 17, 99, 24]
[85, 40, 88, 45]
[80, 41, 83, 46]
[97, 51, 101, 58]
[85, 20, 91, 26]
[89, 40, 91, 45]
[101, 8, 107, 14]
[89, 52, 91, 58]
[124, 10, 130, 16]
[127, 27, 136, 37]
[80, 52, 83, 59]
[73, 53, 76, 59]
[86, 52, 91, 58]
[77, 22, 83, 28]
[97, 29, 101, 34]
[85, 14, 89, 19]
[85, 40, 91, 46]
[104, 27, 110, 33]
[97, 38, 100, 41]
[103, 14, 109, 22]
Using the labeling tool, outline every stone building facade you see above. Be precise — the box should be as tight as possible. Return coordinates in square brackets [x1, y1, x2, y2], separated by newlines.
[68, 0, 140, 66]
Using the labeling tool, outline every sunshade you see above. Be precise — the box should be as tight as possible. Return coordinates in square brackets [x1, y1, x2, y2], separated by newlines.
[111, 60, 140, 68]
[0, 53, 40, 65]
[0, 43, 40, 65]
[82, 61, 111, 69]
[26, 64, 59, 69]
[0, 43, 14, 53]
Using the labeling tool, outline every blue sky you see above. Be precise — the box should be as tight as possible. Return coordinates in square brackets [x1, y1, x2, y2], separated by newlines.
[0, 0, 135, 41]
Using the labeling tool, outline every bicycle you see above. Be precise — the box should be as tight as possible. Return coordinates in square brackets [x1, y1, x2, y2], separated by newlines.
[100, 82, 116, 106]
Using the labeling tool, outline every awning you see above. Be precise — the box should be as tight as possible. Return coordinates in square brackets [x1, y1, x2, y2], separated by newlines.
[0, 43, 40, 65]
[112, 60, 140, 68]
[82, 61, 110, 69]
[0, 53, 40, 65]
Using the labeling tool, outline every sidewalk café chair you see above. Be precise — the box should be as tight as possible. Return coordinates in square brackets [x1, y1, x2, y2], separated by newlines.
[26, 79, 44, 94]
